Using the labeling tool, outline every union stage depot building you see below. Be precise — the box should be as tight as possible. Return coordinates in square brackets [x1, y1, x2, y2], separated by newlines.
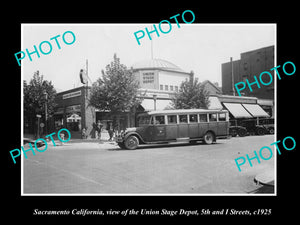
[53, 58, 273, 138]
[53, 59, 195, 138]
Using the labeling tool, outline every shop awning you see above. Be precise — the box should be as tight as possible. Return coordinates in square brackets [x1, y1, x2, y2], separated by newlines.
[223, 103, 253, 118]
[208, 96, 223, 110]
[242, 104, 270, 117]
[140, 99, 173, 111]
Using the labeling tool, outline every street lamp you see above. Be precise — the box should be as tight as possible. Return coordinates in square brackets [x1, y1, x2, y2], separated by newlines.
[153, 94, 157, 111]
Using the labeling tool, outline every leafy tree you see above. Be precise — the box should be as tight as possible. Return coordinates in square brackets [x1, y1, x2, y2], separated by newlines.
[24, 71, 57, 134]
[171, 77, 210, 109]
[89, 54, 141, 130]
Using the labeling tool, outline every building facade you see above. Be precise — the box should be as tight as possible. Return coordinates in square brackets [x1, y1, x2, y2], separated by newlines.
[53, 86, 95, 138]
[50, 58, 224, 138]
[222, 45, 275, 100]
[132, 58, 193, 111]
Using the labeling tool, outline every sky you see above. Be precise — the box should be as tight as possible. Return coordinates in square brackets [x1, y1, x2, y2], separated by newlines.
[22, 24, 275, 92]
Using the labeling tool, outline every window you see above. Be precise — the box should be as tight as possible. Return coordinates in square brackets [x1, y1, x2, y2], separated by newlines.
[165, 85, 168, 91]
[138, 116, 151, 126]
[199, 114, 208, 122]
[155, 115, 165, 125]
[175, 86, 179, 92]
[189, 114, 198, 123]
[170, 85, 174, 91]
[167, 115, 177, 124]
[160, 85, 163, 90]
[209, 113, 217, 122]
[179, 115, 188, 123]
[218, 113, 226, 121]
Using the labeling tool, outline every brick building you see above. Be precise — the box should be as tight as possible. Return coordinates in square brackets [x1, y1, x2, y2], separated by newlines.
[222, 46, 275, 99]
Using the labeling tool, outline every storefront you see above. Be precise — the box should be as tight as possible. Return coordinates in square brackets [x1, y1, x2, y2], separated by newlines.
[208, 94, 272, 119]
[53, 86, 95, 139]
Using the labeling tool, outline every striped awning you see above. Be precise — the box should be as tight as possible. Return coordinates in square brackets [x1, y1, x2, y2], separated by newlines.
[223, 103, 253, 118]
[242, 104, 270, 117]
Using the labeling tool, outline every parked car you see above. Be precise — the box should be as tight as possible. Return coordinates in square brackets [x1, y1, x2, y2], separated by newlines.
[23, 137, 46, 147]
[258, 118, 275, 135]
[229, 126, 247, 137]
[240, 119, 268, 135]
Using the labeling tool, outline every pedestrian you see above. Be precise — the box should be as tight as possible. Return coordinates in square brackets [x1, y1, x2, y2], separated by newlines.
[97, 120, 103, 140]
[82, 127, 87, 139]
[59, 132, 65, 145]
[107, 121, 114, 141]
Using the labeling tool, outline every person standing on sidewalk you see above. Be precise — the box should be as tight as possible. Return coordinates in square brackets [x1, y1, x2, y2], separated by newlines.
[107, 121, 114, 141]
[96, 120, 103, 140]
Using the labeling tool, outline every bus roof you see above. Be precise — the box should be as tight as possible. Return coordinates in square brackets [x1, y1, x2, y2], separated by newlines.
[138, 109, 228, 116]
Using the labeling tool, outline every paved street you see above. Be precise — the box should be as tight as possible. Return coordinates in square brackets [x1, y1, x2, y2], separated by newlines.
[23, 135, 275, 194]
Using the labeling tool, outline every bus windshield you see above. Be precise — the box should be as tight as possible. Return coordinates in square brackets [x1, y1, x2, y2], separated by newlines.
[138, 115, 151, 126]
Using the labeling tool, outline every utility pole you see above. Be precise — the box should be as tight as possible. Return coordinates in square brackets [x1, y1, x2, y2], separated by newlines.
[231, 57, 235, 96]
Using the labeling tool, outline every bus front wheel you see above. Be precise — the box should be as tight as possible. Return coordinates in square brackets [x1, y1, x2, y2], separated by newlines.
[124, 135, 139, 150]
[203, 132, 214, 145]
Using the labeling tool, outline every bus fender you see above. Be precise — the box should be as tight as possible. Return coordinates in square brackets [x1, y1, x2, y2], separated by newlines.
[124, 132, 145, 144]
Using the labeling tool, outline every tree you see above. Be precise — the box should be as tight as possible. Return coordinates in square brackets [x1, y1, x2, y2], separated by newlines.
[24, 71, 57, 134]
[171, 77, 210, 109]
[89, 54, 141, 129]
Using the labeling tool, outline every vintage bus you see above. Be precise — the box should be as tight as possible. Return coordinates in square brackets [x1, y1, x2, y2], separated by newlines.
[116, 109, 230, 150]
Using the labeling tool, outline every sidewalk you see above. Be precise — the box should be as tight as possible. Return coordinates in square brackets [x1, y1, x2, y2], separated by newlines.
[24, 131, 114, 143]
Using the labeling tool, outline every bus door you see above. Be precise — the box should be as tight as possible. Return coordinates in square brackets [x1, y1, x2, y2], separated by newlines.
[178, 115, 189, 138]
[217, 112, 228, 136]
[148, 115, 166, 142]
[199, 114, 209, 137]
[208, 113, 218, 134]
[166, 115, 178, 140]
[188, 114, 199, 138]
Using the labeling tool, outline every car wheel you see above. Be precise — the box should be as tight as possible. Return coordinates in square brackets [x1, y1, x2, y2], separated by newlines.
[124, 135, 139, 150]
[203, 132, 214, 144]
[268, 127, 274, 134]
[256, 128, 265, 135]
[237, 128, 247, 137]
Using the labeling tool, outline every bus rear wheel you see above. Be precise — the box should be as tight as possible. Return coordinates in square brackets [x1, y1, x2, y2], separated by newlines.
[203, 132, 214, 144]
[124, 135, 139, 150]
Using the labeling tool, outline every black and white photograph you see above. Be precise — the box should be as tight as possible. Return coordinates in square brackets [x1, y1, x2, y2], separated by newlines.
[21, 23, 276, 195]
[4, 4, 298, 223]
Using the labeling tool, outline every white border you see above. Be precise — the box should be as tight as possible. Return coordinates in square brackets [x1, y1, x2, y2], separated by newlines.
[21, 23, 277, 196]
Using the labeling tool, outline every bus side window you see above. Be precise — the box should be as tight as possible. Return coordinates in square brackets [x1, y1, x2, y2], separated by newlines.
[155, 115, 165, 125]
[199, 114, 208, 122]
[209, 113, 217, 122]
[179, 115, 188, 123]
[167, 115, 177, 124]
[218, 113, 226, 121]
[189, 114, 198, 123]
